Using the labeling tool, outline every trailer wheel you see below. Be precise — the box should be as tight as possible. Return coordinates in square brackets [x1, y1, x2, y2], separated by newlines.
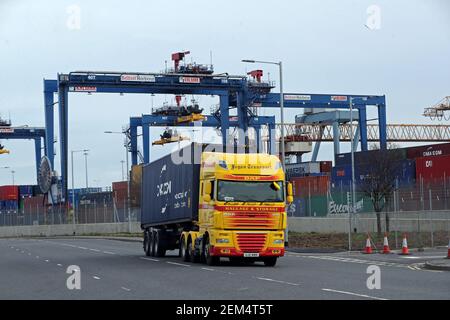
[154, 230, 166, 257]
[263, 257, 277, 267]
[149, 231, 155, 257]
[205, 236, 219, 266]
[144, 230, 151, 256]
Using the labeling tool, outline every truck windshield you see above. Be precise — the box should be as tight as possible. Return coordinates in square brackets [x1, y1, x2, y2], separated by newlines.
[217, 180, 284, 202]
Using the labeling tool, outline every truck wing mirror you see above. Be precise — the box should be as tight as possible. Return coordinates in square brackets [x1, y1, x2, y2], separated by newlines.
[287, 182, 293, 197]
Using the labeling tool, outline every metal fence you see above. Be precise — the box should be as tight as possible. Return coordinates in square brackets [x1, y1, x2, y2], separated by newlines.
[0, 201, 140, 227]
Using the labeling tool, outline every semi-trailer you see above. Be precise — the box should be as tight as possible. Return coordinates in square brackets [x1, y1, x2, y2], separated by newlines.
[141, 143, 293, 266]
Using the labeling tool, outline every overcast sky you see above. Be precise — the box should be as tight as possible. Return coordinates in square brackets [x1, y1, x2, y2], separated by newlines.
[0, 0, 449, 187]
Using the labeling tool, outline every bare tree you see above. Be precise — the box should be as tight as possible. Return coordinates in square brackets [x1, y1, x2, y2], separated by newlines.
[358, 149, 404, 235]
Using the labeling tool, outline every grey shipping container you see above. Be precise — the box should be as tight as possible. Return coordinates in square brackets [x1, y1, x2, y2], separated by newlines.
[141, 143, 226, 228]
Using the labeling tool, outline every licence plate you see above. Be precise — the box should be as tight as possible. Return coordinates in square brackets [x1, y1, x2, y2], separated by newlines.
[244, 253, 259, 258]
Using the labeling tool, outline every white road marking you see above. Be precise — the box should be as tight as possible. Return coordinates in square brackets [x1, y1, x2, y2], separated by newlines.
[293, 254, 406, 268]
[89, 249, 101, 252]
[256, 277, 300, 286]
[322, 288, 388, 300]
[57, 264, 63, 267]
[103, 251, 115, 255]
[45, 260, 49, 262]
[78, 247, 88, 250]
[140, 257, 159, 262]
[121, 287, 131, 292]
[93, 276, 101, 280]
[201, 267, 215, 271]
[166, 262, 190, 267]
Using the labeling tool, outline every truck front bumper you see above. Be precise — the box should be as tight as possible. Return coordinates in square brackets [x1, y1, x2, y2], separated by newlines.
[210, 246, 285, 257]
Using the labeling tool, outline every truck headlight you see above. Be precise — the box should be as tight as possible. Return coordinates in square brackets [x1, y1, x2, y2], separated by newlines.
[273, 239, 284, 244]
[216, 238, 230, 244]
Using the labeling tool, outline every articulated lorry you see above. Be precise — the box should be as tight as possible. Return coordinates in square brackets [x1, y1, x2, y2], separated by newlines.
[141, 143, 293, 266]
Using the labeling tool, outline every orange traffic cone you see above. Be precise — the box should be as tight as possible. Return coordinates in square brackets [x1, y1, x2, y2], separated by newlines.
[364, 234, 373, 254]
[382, 233, 391, 254]
[399, 234, 410, 255]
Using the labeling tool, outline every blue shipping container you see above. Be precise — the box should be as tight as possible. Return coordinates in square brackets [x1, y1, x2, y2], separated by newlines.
[19, 185, 34, 198]
[331, 159, 416, 188]
[141, 143, 207, 227]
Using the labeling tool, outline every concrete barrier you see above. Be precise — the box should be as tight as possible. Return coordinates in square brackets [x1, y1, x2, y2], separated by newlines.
[1, 211, 449, 237]
[0, 222, 142, 238]
[288, 211, 450, 233]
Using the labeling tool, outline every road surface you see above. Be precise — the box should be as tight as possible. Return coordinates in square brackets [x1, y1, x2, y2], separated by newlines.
[0, 237, 448, 300]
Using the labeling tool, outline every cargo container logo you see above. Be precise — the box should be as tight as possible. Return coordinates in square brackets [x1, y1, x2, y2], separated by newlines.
[425, 160, 433, 168]
[157, 181, 172, 197]
[423, 150, 442, 157]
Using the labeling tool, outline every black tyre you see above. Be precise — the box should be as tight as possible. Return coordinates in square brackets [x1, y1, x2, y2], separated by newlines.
[149, 231, 155, 257]
[144, 231, 151, 256]
[154, 230, 166, 257]
[204, 236, 220, 266]
[263, 257, 277, 267]
[189, 238, 200, 263]
[181, 235, 190, 262]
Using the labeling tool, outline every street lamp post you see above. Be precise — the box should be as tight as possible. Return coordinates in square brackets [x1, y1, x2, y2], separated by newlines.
[120, 160, 125, 181]
[11, 170, 15, 185]
[83, 151, 89, 190]
[71, 149, 89, 226]
[241, 59, 285, 167]
[242, 58, 287, 246]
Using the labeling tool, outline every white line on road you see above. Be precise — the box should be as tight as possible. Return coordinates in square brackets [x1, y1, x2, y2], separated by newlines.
[167, 262, 190, 267]
[322, 288, 388, 300]
[256, 277, 300, 286]
[140, 257, 159, 262]
[89, 249, 101, 252]
[121, 287, 131, 292]
[103, 251, 115, 255]
[201, 267, 215, 271]
[78, 247, 88, 250]
[45, 260, 49, 262]
[93, 276, 101, 280]
[57, 264, 63, 267]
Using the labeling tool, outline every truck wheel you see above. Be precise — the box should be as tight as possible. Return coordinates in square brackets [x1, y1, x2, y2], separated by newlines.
[189, 238, 200, 263]
[205, 237, 219, 266]
[154, 230, 166, 257]
[181, 235, 190, 262]
[263, 257, 277, 267]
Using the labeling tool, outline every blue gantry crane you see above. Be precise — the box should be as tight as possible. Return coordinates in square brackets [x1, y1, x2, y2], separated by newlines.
[42, 51, 387, 204]
[0, 125, 46, 177]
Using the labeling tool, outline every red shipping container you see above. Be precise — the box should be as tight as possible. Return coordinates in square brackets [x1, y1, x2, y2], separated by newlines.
[407, 143, 450, 160]
[23, 195, 46, 214]
[415, 154, 450, 183]
[112, 181, 128, 207]
[0, 185, 19, 201]
[291, 176, 330, 197]
[319, 161, 332, 173]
